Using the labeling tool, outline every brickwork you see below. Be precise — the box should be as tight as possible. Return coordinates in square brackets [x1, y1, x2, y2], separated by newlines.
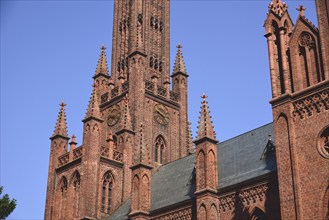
[265, 0, 329, 219]
[45, 0, 328, 219]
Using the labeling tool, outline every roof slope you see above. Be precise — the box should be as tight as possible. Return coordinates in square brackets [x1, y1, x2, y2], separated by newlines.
[218, 123, 276, 188]
[109, 123, 276, 219]
[151, 154, 196, 211]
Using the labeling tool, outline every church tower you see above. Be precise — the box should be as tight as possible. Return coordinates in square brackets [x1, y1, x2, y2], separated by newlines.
[45, 0, 193, 219]
[264, 0, 329, 219]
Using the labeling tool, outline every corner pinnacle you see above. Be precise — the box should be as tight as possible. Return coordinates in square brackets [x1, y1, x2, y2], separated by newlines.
[268, 0, 288, 17]
[94, 45, 109, 77]
[52, 100, 69, 138]
[172, 43, 187, 74]
[85, 84, 101, 119]
[196, 93, 216, 140]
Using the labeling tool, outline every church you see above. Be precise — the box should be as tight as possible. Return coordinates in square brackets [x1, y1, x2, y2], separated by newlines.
[44, 0, 329, 219]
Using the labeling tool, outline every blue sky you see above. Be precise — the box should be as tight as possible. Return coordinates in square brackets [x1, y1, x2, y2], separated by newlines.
[1, 0, 317, 219]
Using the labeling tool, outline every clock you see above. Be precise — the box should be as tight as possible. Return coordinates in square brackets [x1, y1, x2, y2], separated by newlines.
[107, 105, 121, 126]
[154, 104, 169, 125]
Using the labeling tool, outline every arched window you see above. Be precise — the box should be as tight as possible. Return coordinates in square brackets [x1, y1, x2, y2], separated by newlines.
[101, 172, 113, 213]
[71, 171, 81, 218]
[155, 136, 165, 164]
[60, 176, 68, 197]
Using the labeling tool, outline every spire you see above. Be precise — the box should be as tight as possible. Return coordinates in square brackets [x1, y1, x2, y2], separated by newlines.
[85, 84, 101, 119]
[268, 0, 288, 17]
[122, 95, 133, 131]
[94, 45, 109, 77]
[52, 101, 69, 138]
[173, 43, 187, 74]
[196, 94, 216, 140]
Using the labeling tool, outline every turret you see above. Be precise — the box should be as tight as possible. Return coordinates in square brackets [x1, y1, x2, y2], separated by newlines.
[94, 45, 110, 98]
[45, 101, 70, 220]
[171, 44, 192, 156]
[264, 0, 294, 97]
[193, 94, 219, 220]
[81, 85, 104, 219]
[129, 123, 152, 220]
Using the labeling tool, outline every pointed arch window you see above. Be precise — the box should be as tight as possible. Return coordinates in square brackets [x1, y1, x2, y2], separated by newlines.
[72, 171, 81, 218]
[60, 177, 68, 197]
[101, 172, 113, 213]
[155, 136, 165, 164]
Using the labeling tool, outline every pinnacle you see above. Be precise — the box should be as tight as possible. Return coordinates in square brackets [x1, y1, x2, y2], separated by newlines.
[52, 100, 69, 138]
[196, 93, 216, 140]
[136, 123, 149, 165]
[85, 84, 101, 119]
[122, 95, 133, 131]
[94, 45, 109, 77]
[268, 0, 288, 17]
[172, 43, 187, 74]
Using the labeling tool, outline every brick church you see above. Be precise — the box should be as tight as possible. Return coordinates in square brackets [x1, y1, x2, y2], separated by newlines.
[44, 0, 329, 219]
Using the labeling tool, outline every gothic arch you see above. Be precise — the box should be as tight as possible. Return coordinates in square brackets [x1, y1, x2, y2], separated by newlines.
[250, 207, 267, 220]
[70, 171, 81, 218]
[209, 204, 218, 220]
[207, 150, 217, 189]
[198, 204, 207, 220]
[154, 135, 166, 164]
[141, 174, 150, 211]
[132, 175, 140, 210]
[101, 171, 114, 213]
[197, 150, 206, 190]
[70, 171, 81, 189]
[58, 176, 68, 195]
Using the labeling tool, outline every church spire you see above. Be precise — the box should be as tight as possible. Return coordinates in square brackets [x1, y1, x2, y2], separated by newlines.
[172, 44, 187, 75]
[196, 94, 216, 140]
[268, 0, 288, 17]
[94, 45, 109, 78]
[52, 101, 69, 138]
[85, 84, 101, 119]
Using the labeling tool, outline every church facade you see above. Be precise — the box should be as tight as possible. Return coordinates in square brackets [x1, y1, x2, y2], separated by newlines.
[44, 0, 329, 219]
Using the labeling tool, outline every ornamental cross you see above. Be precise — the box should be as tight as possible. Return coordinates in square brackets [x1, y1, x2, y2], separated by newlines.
[297, 5, 306, 16]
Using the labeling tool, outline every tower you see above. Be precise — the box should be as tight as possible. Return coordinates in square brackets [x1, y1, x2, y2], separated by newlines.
[264, 0, 329, 219]
[45, 0, 192, 219]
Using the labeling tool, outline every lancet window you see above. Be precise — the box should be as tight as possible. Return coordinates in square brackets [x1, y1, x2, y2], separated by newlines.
[101, 172, 113, 213]
[60, 176, 68, 197]
[155, 136, 165, 164]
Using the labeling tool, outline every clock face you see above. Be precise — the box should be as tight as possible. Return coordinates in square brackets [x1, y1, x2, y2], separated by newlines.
[154, 104, 169, 125]
[107, 105, 121, 126]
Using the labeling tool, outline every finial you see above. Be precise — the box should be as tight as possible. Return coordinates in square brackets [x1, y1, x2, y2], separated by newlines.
[201, 93, 208, 100]
[172, 43, 187, 74]
[101, 44, 106, 50]
[296, 5, 306, 16]
[60, 100, 66, 108]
